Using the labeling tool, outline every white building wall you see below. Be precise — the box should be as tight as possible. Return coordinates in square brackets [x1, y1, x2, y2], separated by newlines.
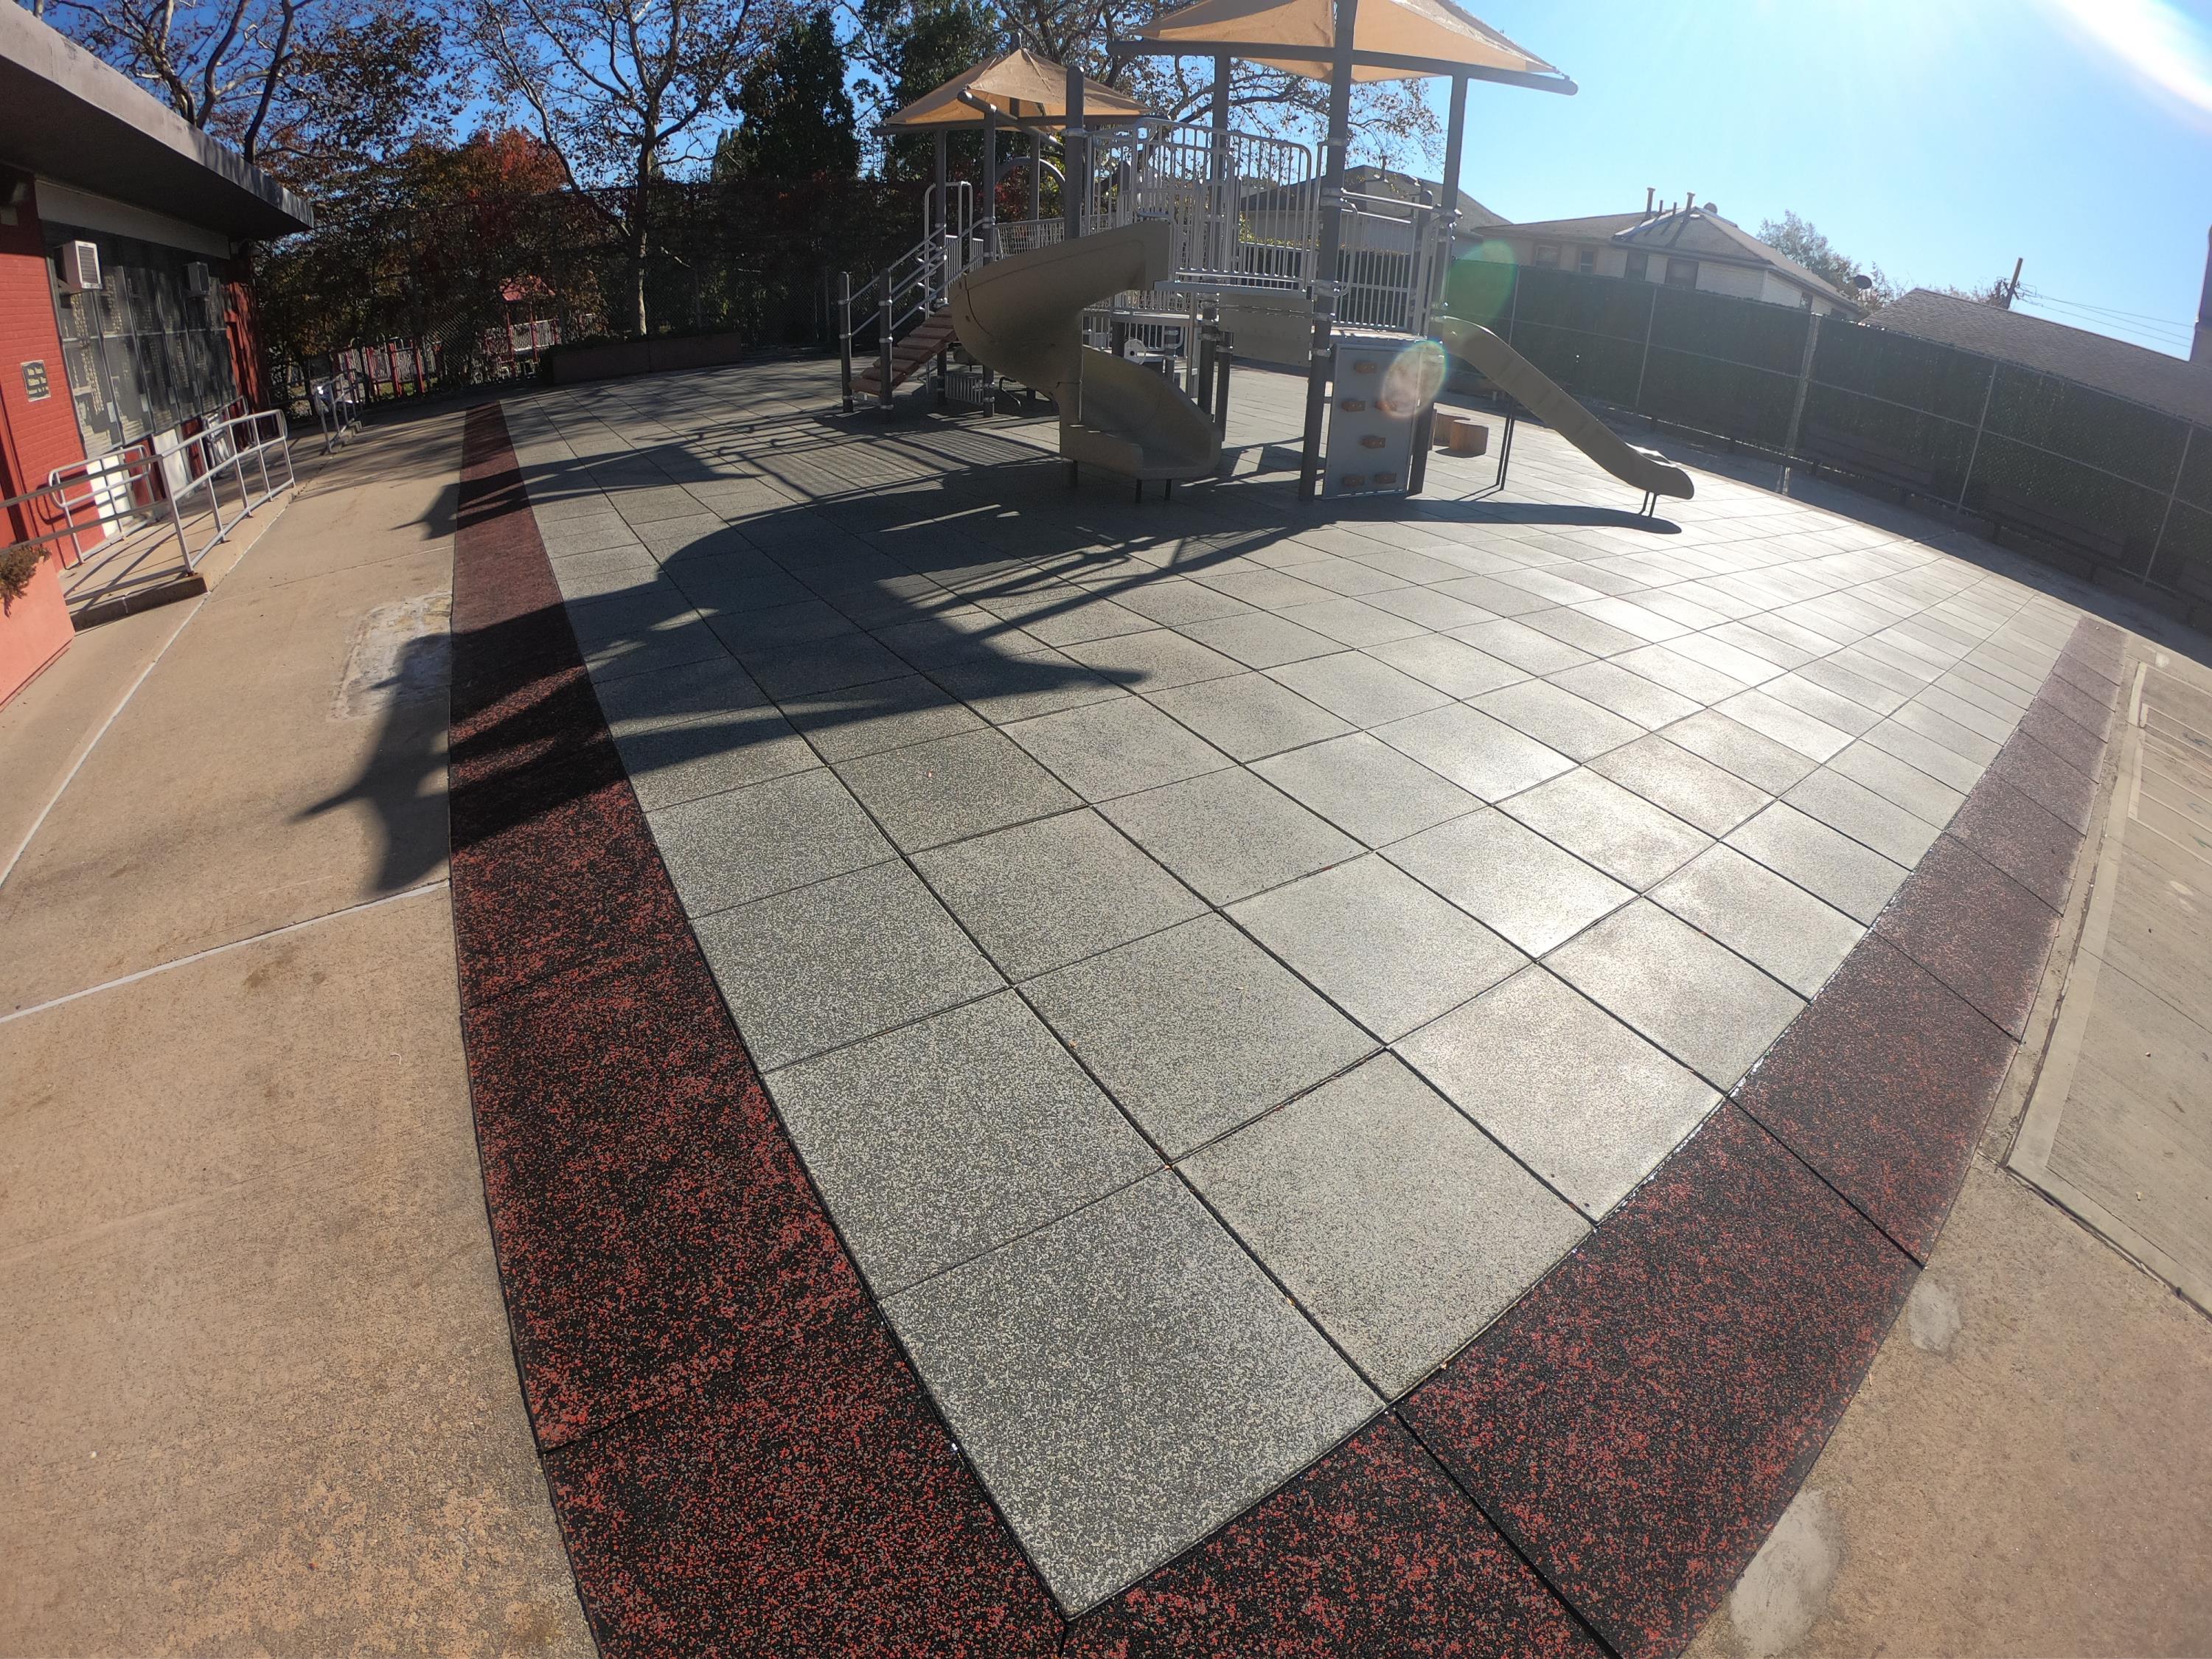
[1697, 262, 1764, 301]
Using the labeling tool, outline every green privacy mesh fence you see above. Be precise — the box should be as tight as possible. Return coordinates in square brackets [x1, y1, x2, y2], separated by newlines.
[1441, 259, 2210, 608]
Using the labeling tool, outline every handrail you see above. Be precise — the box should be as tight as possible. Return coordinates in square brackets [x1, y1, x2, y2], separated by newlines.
[13, 406, 299, 597]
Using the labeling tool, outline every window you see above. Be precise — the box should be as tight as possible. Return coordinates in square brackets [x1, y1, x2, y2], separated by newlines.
[1576, 247, 1596, 274]
[1624, 251, 1649, 282]
[47, 226, 234, 457]
[1666, 257, 1700, 288]
[1533, 243, 1560, 268]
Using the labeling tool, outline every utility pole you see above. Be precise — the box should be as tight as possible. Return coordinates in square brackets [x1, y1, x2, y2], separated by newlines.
[1996, 257, 2024, 309]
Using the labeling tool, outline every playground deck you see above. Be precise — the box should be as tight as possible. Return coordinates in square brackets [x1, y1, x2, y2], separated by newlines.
[450, 354, 2132, 1650]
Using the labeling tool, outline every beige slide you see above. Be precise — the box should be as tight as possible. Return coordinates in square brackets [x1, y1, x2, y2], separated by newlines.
[1436, 316, 1694, 503]
[948, 220, 1222, 484]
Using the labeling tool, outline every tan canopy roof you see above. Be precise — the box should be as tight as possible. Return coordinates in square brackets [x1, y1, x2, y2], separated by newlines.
[880, 49, 1150, 128]
[1134, 0, 1560, 83]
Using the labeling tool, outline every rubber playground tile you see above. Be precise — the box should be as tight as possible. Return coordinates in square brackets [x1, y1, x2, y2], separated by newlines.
[1183, 1055, 1587, 1397]
[463, 945, 859, 1448]
[883, 1172, 1377, 1613]
[542, 1304, 1063, 1659]
[1986, 727, 2099, 834]
[1874, 834, 2059, 1038]
[448, 752, 695, 1009]
[1401, 1106, 1918, 1659]
[447, 659, 617, 790]
[1942, 770, 2085, 911]
[2018, 696, 2104, 777]
[1733, 933, 2016, 1260]
[1065, 1419, 1604, 1658]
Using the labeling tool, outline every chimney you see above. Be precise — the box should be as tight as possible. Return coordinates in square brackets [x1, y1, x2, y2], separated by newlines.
[1645, 185, 1655, 218]
[2197, 225, 2212, 366]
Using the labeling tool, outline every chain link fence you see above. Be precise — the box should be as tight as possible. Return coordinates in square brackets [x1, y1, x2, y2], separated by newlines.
[1447, 261, 2212, 622]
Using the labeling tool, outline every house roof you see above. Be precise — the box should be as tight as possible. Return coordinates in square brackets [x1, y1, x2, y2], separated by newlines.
[0, 3, 312, 240]
[1240, 165, 1506, 229]
[880, 50, 1147, 129]
[1869, 289, 2212, 427]
[1134, 0, 1563, 86]
[1486, 205, 1863, 313]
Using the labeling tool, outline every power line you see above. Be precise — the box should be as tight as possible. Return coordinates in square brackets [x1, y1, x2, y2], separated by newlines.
[2019, 291, 2199, 330]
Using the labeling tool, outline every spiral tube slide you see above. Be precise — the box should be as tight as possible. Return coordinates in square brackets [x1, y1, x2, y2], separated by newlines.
[948, 220, 1223, 485]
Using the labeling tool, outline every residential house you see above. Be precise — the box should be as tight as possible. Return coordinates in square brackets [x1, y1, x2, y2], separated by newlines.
[1865, 251, 2212, 428]
[1472, 196, 1866, 319]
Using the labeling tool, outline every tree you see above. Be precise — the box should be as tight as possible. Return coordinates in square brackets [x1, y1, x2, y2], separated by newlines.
[37, 0, 448, 177]
[469, 0, 776, 335]
[716, 9, 860, 181]
[849, 0, 995, 180]
[1757, 210, 1894, 309]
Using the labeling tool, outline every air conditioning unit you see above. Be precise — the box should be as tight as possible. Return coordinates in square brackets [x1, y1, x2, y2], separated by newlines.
[58, 240, 101, 292]
[187, 260, 212, 296]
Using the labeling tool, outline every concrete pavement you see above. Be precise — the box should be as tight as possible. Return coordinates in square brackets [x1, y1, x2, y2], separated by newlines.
[0, 408, 589, 1654]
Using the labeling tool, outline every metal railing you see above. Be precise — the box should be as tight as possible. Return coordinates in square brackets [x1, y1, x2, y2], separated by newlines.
[12, 407, 299, 605]
[310, 371, 366, 451]
[841, 182, 978, 411]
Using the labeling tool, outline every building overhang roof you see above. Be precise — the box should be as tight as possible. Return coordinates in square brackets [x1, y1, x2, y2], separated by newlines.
[0, 3, 313, 242]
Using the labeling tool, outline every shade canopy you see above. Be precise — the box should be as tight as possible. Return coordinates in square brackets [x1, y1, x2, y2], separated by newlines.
[1131, 0, 1567, 85]
[880, 49, 1150, 129]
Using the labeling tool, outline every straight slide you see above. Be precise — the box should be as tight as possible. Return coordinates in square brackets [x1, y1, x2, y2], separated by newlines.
[1436, 316, 1694, 503]
[948, 220, 1222, 484]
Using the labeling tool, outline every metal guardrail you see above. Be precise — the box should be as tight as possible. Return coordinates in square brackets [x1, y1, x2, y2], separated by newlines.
[310, 372, 366, 452]
[7, 406, 299, 603]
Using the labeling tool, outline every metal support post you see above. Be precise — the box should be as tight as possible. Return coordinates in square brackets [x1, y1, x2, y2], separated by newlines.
[1408, 73, 1467, 497]
[838, 271, 855, 411]
[1029, 131, 1043, 222]
[982, 106, 1001, 257]
[1298, 0, 1362, 502]
[877, 273, 894, 409]
[1064, 64, 1086, 241]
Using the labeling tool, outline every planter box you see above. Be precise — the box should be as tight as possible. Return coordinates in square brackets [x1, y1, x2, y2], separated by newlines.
[541, 331, 752, 387]
[0, 552, 75, 708]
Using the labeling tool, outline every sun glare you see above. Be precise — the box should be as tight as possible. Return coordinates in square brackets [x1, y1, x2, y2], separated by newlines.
[2043, 0, 2212, 119]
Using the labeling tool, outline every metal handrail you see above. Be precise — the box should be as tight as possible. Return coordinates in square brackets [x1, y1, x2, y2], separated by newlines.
[13, 406, 299, 597]
[841, 200, 978, 411]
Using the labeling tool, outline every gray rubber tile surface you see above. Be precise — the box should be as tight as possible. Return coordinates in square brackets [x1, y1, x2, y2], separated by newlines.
[1230, 855, 1525, 1040]
[1185, 1055, 1589, 1395]
[882, 1172, 1377, 1613]
[770, 992, 1158, 1294]
[1023, 916, 1374, 1155]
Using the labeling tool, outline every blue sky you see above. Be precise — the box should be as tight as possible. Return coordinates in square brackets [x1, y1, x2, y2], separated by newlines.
[1416, 0, 2212, 357]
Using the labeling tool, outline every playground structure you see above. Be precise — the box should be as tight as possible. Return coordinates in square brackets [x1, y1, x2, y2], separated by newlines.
[838, 0, 1697, 513]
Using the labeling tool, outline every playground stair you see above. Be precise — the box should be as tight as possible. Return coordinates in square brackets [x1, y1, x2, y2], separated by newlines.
[854, 308, 959, 400]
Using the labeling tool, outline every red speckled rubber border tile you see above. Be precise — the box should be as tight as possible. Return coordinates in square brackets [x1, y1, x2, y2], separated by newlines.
[1399, 1107, 1919, 1659]
[448, 749, 694, 1009]
[1873, 833, 2059, 1039]
[542, 1310, 1064, 1659]
[462, 945, 860, 1447]
[1064, 1418, 1605, 1658]
[448, 400, 2123, 1659]
[1988, 727, 2098, 834]
[1733, 933, 2016, 1260]
[1944, 771, 2084, 911]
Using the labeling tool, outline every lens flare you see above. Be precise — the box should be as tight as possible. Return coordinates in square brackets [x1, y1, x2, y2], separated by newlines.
[1444, 243, 1518, 327]
[2043, 0, 2212, 118]
[1379, 340, 1447, 417]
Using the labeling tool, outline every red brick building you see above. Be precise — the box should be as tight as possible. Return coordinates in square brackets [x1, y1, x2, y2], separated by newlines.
[0, 4, 312, 704]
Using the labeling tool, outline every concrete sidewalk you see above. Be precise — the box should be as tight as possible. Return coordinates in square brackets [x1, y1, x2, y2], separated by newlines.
[0, 411, 588, 1653]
